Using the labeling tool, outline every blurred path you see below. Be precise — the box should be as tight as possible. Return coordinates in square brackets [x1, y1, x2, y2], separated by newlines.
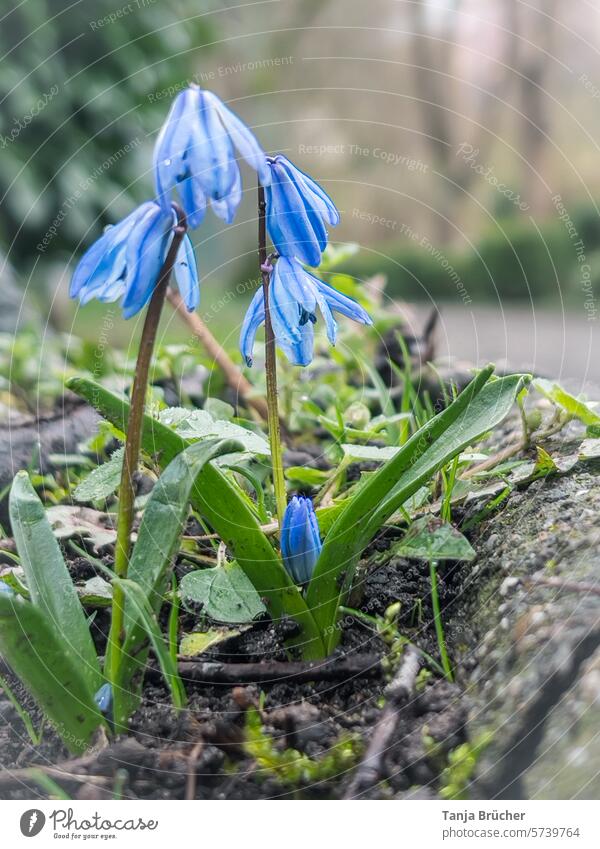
[411, 303, 598, 387]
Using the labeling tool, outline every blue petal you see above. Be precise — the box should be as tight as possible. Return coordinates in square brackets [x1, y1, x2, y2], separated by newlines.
[196, 92, 236, 200]
[308, 506, 322, 559]
[277, 318, 314, 366]
[273, 256, 317, 316]
[312, 283, 338, 345]
[266, 164, 323, 267]
[239, 286, 265, 366]
[153, 89, 195, 210]
[205, 90, 271, 186]
[274, 157, 328, 251]
[178, 174, 207, 229]
[71, 204, 148, 300]
[210, 159, 242, 224]
[70, 233, 115, 299]
[122, 204, 172, 319]
[311, 275, 373, 325]
[269, 263, 303, 344]
[281, 496, 321, 583]
[174, 233, 200, 311]
[190, 89, 237, 200]
[277, 155, 340, 226]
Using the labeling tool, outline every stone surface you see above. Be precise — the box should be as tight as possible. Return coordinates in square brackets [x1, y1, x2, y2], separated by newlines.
[459, 449, 600, 799]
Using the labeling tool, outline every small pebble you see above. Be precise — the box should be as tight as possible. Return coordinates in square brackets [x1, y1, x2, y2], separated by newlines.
[500, 576, 521, 596]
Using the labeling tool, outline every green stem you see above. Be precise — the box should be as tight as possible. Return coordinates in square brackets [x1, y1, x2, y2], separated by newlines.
[429, 559, 453, 682]
[258, 184, 286, 527]
[106, 207, 187, 719]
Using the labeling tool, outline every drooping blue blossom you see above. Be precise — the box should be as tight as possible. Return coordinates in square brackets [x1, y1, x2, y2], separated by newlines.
[70, 201, 199, 319]
[265, 154, 340, 267]
[240, 256, 372, 367]
[280, 495, 322, 584]
[153, 85, 271, 228]
[94, 682, 113, 718]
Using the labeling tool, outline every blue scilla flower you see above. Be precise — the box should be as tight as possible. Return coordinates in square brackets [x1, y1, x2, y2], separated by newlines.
[281, 495, 322, 584]
[70, 201, 199, 319]
[240, 256, 372, 367]
[154, 85, 271, 228]
[265, 155, 340, 267]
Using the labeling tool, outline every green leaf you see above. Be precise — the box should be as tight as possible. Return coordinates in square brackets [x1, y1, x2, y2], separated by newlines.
[307, 368, 529, 651]
[179, 627, 247, 657]
[65, 377, 325, 660]
[180, 562, 267, 624]
[158, 407, 270, 455]
[284, 466, 330, 486]
[203, 397, 235, 420]
[116, 578, 186, 710]
[0, 591, 103, 752]
[77, 576, 113, 606]
[532, 446, 558, 476]
[315, 500, 350, 536]
[341, 444, 399, 462]
[9, 472, 101, 695]
[73, 448, 124, 502]
[533, 379, 600, 427]
[391, 517, 476, 562]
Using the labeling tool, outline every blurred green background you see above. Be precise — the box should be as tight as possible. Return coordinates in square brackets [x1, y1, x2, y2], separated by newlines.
[1, 0, 599, 376]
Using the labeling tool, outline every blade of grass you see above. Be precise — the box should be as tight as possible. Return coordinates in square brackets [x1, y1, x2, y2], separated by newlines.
[429, 560, 453, 682]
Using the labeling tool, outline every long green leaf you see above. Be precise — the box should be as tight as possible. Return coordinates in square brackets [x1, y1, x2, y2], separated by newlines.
[116, 438, 244, 722]
[0, 592, 103, 753]
[9, 471, 101, 694]
[307, 369, 529, 651]
[65, 377, 325, 659]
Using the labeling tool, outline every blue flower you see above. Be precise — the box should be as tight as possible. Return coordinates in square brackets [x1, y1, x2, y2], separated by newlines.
[265, 155, 339, 267]
[281, 495, 322, 584]
[94, 682, 113, 718]
[240, 256, 372, 366]
[154, 86, 271, 228]
[70, 201, 199, 319]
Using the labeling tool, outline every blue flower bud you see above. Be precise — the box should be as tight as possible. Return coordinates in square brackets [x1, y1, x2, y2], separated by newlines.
[240, 256, 372, 367]
[280, 495, 322, 584]
[94, 682, 113, 718]
[265, 155, 339, 267]
[153, 86, 271, 228]
[70, 201, 199, 319]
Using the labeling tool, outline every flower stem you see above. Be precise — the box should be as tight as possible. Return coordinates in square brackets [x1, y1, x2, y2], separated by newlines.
[106, 206, 187, 722]
[258, 184, 286, 527]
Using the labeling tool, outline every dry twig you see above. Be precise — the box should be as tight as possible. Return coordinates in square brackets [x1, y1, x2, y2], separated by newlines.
[344, 646, 420, 798]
